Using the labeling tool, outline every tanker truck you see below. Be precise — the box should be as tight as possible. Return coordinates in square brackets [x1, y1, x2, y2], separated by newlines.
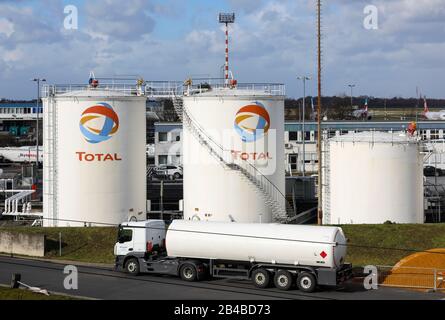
[114, 220, 352, 292]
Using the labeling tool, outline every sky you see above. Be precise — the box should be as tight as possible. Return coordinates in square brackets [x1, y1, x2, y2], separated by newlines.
[0, 0, 444, 100]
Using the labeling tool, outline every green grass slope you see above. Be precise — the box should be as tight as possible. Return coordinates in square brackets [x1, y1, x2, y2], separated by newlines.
[1, 224, 445, 267]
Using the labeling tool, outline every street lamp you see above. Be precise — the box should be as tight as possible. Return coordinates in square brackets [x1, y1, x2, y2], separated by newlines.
[297, 76, 312, 177]
[348, 84, 356, 109]
[31, 78, 46, 168]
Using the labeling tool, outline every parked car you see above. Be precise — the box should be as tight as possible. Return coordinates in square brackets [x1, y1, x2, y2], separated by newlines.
[154, 165, 183, 180]
[424, 166, 443, 177]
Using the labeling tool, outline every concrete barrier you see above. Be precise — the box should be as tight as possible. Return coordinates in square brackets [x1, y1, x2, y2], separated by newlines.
[0, 232, 45, 257]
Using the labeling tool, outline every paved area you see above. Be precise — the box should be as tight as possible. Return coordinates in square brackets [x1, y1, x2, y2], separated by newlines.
[0, 256, 444, 300]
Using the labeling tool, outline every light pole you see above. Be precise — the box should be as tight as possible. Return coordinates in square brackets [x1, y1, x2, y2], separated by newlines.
[348, 84, 356, 109]
[31, 78, 46, 169]
[219, 13, 235, 86]
[297, 76, 311, 177]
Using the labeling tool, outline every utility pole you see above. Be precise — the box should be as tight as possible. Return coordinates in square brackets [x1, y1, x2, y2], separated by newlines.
[384, 98, 387, 120]
[297, 76, 312, 177]
[348, 84, 356, 109]
[317, 0, 323, 225]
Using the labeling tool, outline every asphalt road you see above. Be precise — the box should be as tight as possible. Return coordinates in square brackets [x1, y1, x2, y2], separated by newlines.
[0, 256, 444, 300]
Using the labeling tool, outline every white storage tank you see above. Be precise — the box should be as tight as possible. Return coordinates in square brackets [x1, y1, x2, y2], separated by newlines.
[182, 84, 285, 223]
[322, 131, 424, 224]
[43, 87, 147, 226]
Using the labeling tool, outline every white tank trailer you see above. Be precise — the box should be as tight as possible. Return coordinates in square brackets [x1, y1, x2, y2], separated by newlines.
[166, 220, 347, 268]
[182, 85, 286, 223]
[322, 131, 424, 224]
[114, 220, 352, 292]
[43, 88, 147, 227]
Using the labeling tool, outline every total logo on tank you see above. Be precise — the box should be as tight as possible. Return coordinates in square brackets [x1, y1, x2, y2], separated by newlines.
[234, 102, 270, 142]
[232, 102, 273, 161]
[76, 103, 123, 162]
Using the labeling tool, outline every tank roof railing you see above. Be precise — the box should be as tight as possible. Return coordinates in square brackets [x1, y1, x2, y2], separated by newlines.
[42, 81, 184, 98]
[42, 79, 285, 98]
[327, 130, 422, 145]
[182, 79, 285, 96]
[42, 83, 148, 97]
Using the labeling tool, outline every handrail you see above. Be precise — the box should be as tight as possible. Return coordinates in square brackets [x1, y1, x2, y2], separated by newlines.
[42, 80, 285, 97]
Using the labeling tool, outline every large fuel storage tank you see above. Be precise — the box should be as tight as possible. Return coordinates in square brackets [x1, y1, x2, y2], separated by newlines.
[181, 84, 286, 223]
[322, 131, 424, 224]
[43, 87, 146, 226]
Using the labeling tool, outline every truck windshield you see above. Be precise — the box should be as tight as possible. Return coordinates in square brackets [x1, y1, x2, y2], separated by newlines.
[117, 227, 133, 243]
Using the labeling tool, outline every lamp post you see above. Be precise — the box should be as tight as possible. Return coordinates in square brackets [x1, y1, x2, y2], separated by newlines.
[31, 78, 46, 168]
[348, 84, 356, 109]
[297, 76, 312, 177]
[218, 13, 235, 86]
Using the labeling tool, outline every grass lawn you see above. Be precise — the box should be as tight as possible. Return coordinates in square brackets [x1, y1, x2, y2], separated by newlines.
[0, 286, 79, 300]
[0, 227, 117, 264]
[342, 224, 445, 266]
[1, 224, 445, 267]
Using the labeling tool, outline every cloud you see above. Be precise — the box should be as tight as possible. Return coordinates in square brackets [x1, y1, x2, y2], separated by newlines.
[0, 3, 63, 48]
[84, 0, 156, 40]
[0, 18, 14, 37]
[0, 0, 444, 99]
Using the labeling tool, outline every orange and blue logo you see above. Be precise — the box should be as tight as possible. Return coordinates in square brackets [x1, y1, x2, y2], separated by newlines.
[79, 103, 119, 144]
[234, 102, 270, 142]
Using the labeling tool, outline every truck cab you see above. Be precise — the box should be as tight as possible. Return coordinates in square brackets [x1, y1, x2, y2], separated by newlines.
[114, 220, 167, 272]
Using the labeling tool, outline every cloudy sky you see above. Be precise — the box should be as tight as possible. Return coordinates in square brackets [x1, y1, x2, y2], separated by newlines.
[0, 0, 444, 99]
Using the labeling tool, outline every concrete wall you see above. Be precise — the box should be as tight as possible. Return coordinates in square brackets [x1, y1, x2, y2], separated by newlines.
[0, 232, 45, 257]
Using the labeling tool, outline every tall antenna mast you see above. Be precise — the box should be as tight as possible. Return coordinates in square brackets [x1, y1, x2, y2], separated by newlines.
[317, 0, 323, 225]
[219, 12, 235, 86]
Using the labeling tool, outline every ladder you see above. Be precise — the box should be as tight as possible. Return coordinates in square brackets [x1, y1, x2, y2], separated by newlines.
[321, 138, 331, 224]
[172, 95, 292, 223]
[43, 88, 58, 227]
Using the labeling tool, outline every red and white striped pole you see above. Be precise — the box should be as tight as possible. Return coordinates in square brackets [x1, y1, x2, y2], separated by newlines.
[219, 13, 235, 87]
[225, 22, 229, 86]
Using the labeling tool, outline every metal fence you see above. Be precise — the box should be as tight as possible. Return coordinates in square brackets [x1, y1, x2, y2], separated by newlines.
[376, 265, 445, 291]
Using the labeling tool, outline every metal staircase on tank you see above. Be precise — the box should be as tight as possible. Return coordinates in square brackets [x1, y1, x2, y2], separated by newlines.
[172, 94, 294, 223]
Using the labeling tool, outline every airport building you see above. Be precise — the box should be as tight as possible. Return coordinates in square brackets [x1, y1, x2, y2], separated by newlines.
[154, 120, 445, 172]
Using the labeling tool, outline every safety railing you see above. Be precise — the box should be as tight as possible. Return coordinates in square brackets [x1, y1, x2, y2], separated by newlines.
[42, 79, 285, 98]
[184, 81, 285, 96]
[42, 83, 148, 97]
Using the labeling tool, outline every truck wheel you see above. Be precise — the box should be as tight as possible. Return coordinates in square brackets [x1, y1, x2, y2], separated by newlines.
[180, 264, 197, 282]
[297, 272, 316, 293]
[274, 270, 294, 291]
[251, 268, 271, 289]
[174, 173, 181, 180]
[125, 258, 140, 275]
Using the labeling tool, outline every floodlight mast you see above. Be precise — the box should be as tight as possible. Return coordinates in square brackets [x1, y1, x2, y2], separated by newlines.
[219, 13, 235, 86]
